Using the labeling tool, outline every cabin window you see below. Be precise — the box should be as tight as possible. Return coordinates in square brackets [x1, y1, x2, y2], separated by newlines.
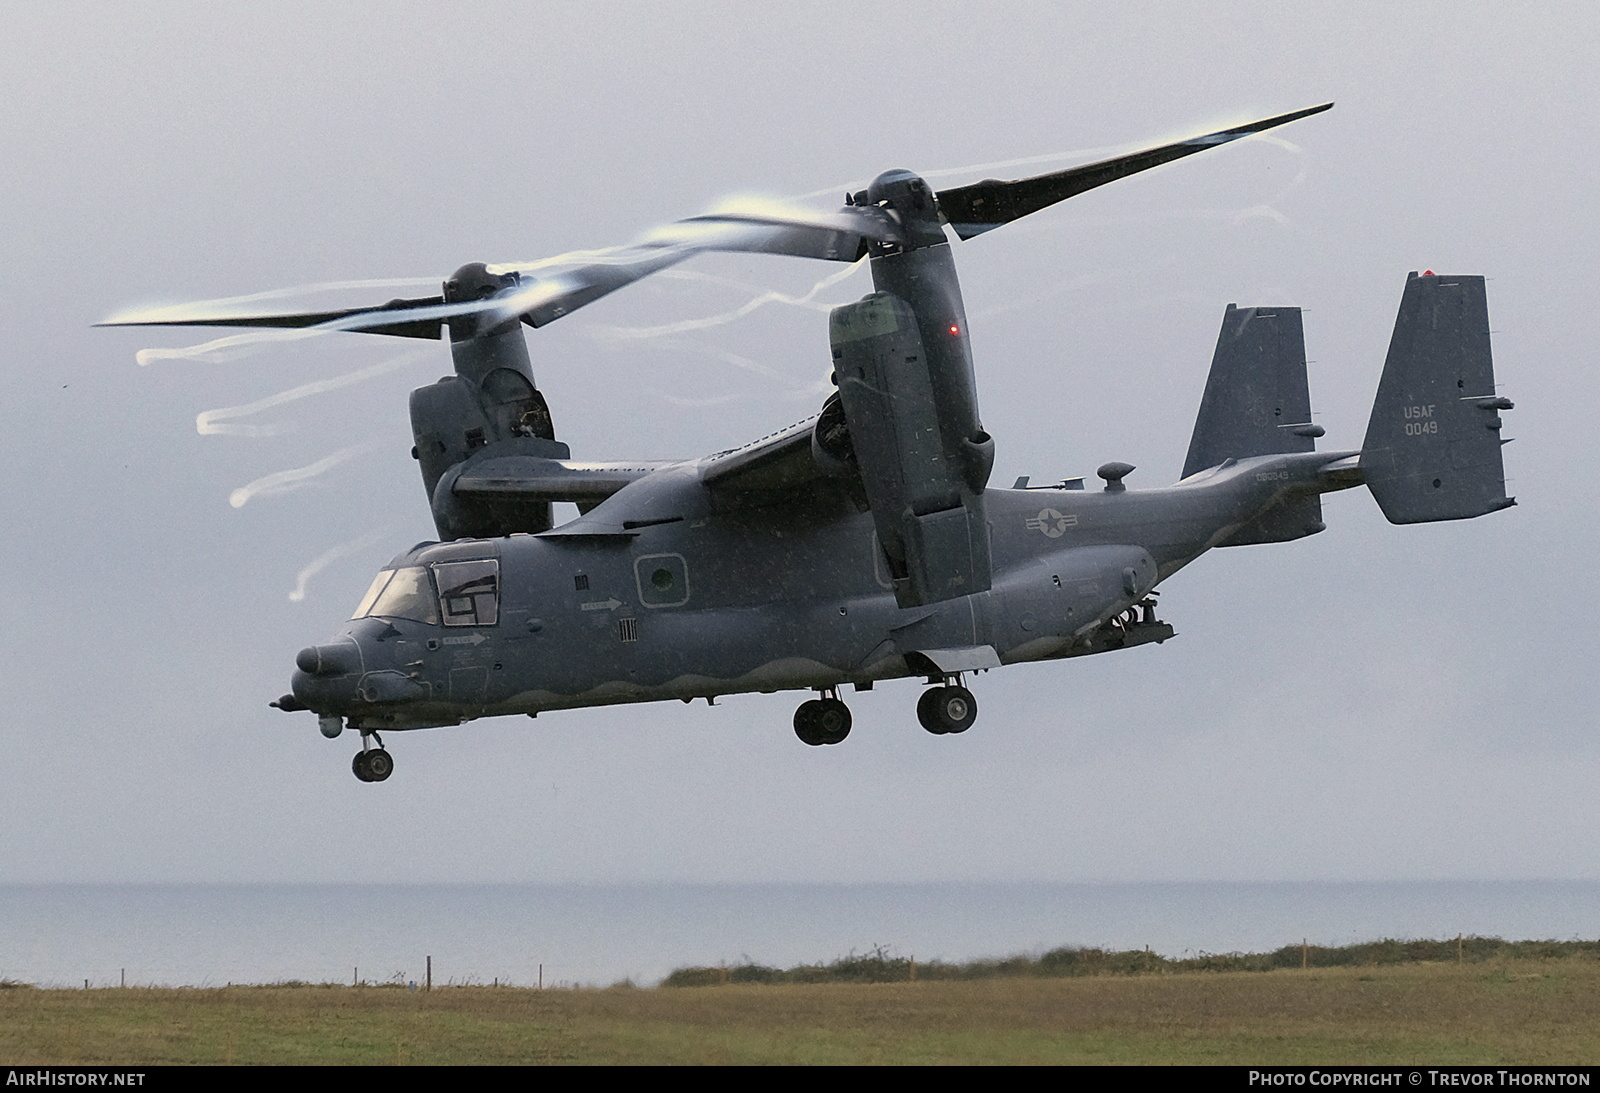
[634, 553, 689, 608]
[433, 559, 500, 627]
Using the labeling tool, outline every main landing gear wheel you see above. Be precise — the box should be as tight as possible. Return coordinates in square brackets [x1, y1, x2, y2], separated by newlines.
[352, 748, 394, 782]
[917, 685, 977, 735]
[794, 697, 852, 746]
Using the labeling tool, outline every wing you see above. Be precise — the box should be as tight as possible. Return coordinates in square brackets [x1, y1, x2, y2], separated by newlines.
[451, 456, 671, 507]
[699, 416, 825, 494]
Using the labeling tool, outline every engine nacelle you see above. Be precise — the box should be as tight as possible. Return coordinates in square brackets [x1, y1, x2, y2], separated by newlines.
[408, 267, 568, 540]
[830, 292, 991, 608]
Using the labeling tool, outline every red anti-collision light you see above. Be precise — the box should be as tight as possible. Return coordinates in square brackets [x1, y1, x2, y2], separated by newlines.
[949, 324, 960, 336]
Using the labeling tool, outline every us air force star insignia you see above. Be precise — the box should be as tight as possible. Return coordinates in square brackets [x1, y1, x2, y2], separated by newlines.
[1025, 508, 1076, 538]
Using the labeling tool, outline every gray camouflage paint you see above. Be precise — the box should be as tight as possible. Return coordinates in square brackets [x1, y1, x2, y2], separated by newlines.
[103, 104, 1512, 774]
[290, 268, 1511, 748]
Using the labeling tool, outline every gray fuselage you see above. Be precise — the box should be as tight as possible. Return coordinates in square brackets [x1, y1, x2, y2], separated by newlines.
[290, 448, 1350, 732]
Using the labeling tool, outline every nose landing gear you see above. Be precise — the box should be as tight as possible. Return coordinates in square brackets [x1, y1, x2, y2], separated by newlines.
[352, 729, 394, 782]
[917, 677, 977, 735]
[794, 689, 852, 746]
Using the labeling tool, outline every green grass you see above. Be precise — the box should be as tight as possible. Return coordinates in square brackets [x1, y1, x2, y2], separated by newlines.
[663, 936, 1600, 985]
[2, 948, 1597, 1064]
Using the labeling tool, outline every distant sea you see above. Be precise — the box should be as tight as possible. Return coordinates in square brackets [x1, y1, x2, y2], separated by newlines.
[1, 882, 1594, 989]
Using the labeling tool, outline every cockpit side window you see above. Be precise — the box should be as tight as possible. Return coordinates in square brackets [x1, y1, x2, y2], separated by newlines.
[365, 566, 440, 625]
[433, 559, 499, 627]
[350, 570, 394, 621]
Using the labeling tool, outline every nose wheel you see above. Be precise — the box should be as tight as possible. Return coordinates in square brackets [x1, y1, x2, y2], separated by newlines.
[794, 691, 852, 746]
[917, 682, 977, 735]
[352, 731, 393, 782]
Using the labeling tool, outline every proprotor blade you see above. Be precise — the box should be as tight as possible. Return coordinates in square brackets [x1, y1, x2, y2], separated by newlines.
[96, 296, 450, 339]
[936, 102, 1333, 240]
[652, 201, 904, 263]
[98, 202, 902, 339]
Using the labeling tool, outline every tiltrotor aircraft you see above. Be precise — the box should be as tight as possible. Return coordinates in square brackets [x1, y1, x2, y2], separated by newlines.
[105, 102, 1516, 782]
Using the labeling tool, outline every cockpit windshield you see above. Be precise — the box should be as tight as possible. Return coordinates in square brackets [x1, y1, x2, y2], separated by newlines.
[350, 571, 393, 620]
[351, 566, 440, 625]
[349, 559, 499, 627]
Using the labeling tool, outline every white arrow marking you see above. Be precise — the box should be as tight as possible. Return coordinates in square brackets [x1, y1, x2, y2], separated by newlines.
[441, 633, 488, 646]
[581, 598, 624, 612]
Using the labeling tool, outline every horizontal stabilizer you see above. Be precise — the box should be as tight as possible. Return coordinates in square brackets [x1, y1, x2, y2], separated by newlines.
[1360, 273, 1514, 523]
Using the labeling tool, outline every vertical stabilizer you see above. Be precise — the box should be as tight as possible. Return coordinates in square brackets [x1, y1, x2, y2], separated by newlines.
[1360, 273, 1514, 524]
[1185, 305, 1324, 545]
[1184, 306, 1319, 477]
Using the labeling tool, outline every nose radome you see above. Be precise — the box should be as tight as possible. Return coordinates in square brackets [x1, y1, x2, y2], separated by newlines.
[295, 643, 360, 676]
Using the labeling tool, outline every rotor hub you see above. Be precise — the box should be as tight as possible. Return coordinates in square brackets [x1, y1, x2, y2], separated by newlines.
[443, 262, 519, 303]
[865, 170, 947, 250]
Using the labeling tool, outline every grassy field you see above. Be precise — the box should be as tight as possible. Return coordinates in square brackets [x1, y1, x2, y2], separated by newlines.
[2, 955, 1597, 1064]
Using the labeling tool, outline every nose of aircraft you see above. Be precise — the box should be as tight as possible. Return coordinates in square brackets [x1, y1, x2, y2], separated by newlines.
[296, 642, 361, 676]
[291, 666, 357, 715]
[287, 628, 429, 715]
[290, 639, 363, 715]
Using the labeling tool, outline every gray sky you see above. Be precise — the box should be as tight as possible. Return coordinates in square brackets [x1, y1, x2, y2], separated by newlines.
[2, 2, 1594, 884]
